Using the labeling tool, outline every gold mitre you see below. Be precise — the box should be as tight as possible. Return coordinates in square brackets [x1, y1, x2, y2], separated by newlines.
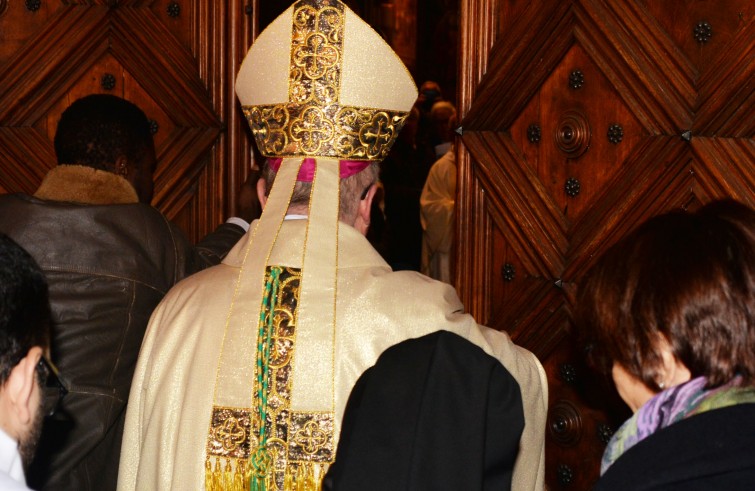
[236, 0, 418, 161]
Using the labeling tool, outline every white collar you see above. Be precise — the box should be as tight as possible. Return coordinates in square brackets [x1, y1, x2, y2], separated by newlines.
[0, 428, 25, 486]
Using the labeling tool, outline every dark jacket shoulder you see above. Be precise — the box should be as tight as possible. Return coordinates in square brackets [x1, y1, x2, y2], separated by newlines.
[596, 403, 755, 491]
[0, 192, 244, 490]
[324, 331, 524, 491]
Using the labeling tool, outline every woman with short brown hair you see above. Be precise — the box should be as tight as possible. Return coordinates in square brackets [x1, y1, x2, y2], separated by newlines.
[577, 199, 755, 490]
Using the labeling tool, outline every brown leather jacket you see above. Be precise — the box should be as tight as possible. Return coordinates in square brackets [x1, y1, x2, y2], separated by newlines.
[0, 166, 245, 490]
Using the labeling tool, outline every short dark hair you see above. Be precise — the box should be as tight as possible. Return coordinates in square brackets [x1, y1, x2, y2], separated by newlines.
[577, 199, 755, 390]
[54, 94, 154, 172]
[0, 234, 51, 385]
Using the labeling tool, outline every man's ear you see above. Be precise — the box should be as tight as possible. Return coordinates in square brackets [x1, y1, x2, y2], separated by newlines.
[114, 156, 129, 178]
[354, 183, 377, 236]
[256, 177, 268, 211]
[4, 347, 42, 428]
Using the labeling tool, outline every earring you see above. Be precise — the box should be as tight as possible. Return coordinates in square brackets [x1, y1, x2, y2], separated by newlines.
[657, 381, 665, 390]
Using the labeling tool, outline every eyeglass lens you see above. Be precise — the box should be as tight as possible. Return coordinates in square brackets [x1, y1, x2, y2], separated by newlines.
[38, 357, 67, 417]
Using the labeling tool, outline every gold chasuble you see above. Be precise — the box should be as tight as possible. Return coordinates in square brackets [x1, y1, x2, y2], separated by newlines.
[118, 1, 549, 490]
[207, 1, 416, 489]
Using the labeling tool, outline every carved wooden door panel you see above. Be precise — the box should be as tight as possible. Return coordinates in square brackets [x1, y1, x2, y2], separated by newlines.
[457, 0, 754, 489]
[0, 1, 258, 241]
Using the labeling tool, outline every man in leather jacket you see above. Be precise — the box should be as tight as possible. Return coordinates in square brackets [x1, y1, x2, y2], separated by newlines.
[0, 94, 248, 490]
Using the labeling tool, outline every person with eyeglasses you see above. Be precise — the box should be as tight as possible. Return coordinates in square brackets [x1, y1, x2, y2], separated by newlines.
[0, 233, 65, 490]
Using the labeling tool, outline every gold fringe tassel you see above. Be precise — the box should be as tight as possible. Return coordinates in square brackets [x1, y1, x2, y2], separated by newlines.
[205, 457, 252, 491]
[205, 457, 328, 490]
[283, 463, 325, 491]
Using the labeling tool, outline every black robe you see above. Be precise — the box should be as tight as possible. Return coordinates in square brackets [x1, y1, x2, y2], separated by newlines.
[323, 330, 524, 491]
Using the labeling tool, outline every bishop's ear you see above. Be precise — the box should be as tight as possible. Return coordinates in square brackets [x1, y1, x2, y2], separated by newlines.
[354, 183, 377, 236]
[256, 177, 269, 211]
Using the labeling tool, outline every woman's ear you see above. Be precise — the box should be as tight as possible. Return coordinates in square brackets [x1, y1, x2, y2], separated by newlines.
[656, 336, 692, 389]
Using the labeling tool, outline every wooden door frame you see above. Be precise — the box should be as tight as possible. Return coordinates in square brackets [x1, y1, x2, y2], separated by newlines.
[455, 0, 497, 324]
[179, 0, 257, 240]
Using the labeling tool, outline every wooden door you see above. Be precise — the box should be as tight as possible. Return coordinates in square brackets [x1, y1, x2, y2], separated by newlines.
[457, 0, 754, 489]
[0, 0, 259, 241]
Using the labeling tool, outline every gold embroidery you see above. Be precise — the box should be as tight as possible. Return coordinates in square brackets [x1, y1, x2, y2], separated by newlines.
[206, 267, 334, 490]
[208, 408, 253, 459]
[290, 107, 335, 154]
[216, 417, 247, 452]
[289, 413, 334, 460]
[244, 105, 409, 160]
[293, 32, 339, 81]
[241, 0, 409, 160]
[290, 2, 343, 106]
[293, 421, 328, 454]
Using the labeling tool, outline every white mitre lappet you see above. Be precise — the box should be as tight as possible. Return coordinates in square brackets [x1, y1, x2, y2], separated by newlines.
[205, 1, 417, 489]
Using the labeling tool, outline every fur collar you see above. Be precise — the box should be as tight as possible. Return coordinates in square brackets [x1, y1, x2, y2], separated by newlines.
[34, 165, 139, 205]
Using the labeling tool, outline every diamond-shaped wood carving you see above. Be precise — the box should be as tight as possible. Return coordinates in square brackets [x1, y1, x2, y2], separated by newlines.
[0, 2, 254, 241]
[460, 0, 754, 340]
[458, 1, 753, 489]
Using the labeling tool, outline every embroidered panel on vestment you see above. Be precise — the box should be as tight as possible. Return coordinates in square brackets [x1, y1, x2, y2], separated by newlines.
[205, 266, 334, 490]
